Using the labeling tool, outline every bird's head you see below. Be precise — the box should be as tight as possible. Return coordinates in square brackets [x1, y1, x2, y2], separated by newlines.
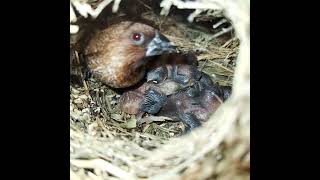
[84, 21, 177, 88]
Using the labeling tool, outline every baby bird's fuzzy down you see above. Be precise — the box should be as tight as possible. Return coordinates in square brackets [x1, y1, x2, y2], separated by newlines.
[119, 64, 232, 131]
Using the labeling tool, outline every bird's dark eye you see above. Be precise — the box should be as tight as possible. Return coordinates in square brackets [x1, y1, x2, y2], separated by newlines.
[131, 32, 145, 45]
[132, 33, 141, 41]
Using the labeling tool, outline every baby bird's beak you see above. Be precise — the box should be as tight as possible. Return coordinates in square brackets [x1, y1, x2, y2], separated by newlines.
[145, 31, 177, 57]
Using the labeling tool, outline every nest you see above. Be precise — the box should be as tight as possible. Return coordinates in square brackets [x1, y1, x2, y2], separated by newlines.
[70, 0, 249, 179]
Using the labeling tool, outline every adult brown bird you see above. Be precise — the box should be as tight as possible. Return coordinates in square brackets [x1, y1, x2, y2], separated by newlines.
[83, 21, 179, 88]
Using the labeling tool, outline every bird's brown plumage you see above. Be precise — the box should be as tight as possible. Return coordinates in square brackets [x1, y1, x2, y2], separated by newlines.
[84, 21, 177, 88]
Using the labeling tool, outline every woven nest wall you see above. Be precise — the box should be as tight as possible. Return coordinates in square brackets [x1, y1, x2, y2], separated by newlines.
[70, 0, 250, 179]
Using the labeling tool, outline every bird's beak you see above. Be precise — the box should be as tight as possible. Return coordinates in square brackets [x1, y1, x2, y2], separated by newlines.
[145, 31, 177, 57]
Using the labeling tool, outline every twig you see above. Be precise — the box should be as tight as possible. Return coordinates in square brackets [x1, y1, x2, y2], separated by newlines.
[70, 169, 81, 180]
[199, 58, 209, 72]
[87, 171, 101, 180]
[137, 0, 152, 10]
[153, 123, 178, 133]
[70, 25, 79, 34]
[112, 0, 122, 13]
[213, 18, 228, 28]
[188, 9, 203, 22]
[223, 51, 232, 62]
[210, 26, 233, 39]
[207, 61, 234, 73]
[70, 3, 77, 23]
[71, 159, 135, 180]
[221, 37, 236, 48]
[161, 0, 222, 11]
[72, 0, 113, 19]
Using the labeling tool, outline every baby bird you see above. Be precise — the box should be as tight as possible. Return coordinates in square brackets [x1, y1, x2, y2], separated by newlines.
[144, 67, 231, 132]
[119, 63, 204, 115]
[156, 80, 229, 132]
[119, 64, 231, 132]
[84, 21, 177, 88]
